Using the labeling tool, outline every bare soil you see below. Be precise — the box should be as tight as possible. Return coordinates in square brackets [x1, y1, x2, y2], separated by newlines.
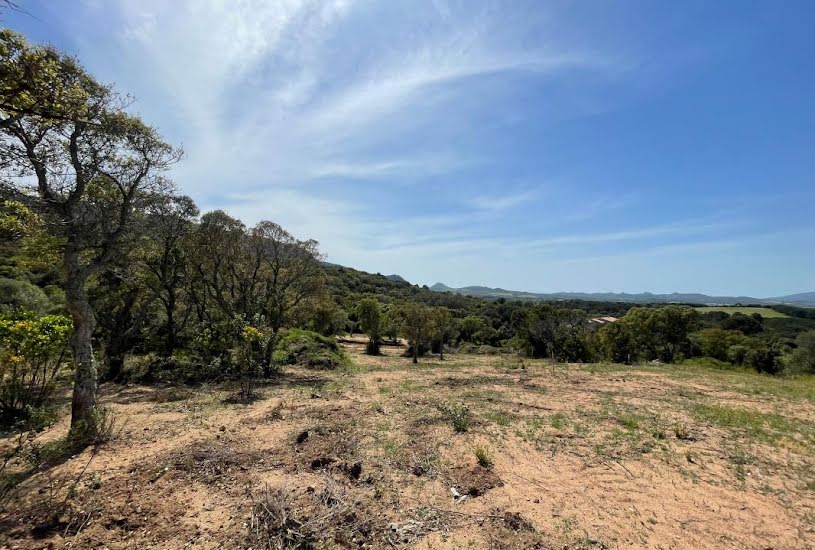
[2, 336, 813, 549]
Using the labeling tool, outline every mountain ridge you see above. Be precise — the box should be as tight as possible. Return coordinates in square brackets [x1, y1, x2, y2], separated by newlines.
[427, 282, 815, 307]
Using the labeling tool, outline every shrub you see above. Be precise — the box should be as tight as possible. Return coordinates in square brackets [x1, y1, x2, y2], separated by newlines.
[784, 331, 815, 374]
[0, 312, 71, 423]
[122, 354, 228, 384]
[474, 445, 493, 468]
[440, 403, 470, 433]
[273, 329, 350, 370]
[457, 343, 501, 355]
[745, 347, 781, 375]
[0, 278, 52, 314]
[680, 357, 737, 370]
[69, 406, 120, 448]
[673, 422, 690, 440]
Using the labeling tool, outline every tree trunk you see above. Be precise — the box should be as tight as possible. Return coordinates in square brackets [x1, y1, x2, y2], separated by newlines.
[105, 354, 125, 382]
[164, 292, 176, 357]
[65, 251, 98, 436]
[439, 328, 444, 361]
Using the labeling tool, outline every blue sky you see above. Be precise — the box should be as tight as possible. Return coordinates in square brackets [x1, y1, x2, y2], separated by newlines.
[7, 1, 814, 296]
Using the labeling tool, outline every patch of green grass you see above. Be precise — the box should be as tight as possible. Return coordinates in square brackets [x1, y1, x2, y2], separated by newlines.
[380, 437, 401, 459]
[617, 412, 641, 430]
[650, 418, 666, 440]
[516, 416, 544, 442]
[691, 403, 814, 450]
[485, 410, 513, 427]
[573, 422, 590, 437]
[694, 306, 788, 318]
[459, 388, 504, 402]
[550, 412, 568, 430]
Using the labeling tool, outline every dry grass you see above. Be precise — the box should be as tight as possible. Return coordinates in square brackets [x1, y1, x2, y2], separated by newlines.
[1, 339, 814, 549]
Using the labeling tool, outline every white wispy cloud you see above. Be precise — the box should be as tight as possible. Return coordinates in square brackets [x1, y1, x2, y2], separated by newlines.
[76, 0, 616, 195]
[57, 0, 754, 290]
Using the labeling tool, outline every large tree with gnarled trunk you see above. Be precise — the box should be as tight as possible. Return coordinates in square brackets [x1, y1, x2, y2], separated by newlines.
[0, 30, 182, 437]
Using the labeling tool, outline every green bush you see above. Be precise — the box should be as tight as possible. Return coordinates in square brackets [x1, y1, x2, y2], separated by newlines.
[122, 354, 230, 384]
[273, 329, 349, 370]
[0, 312, 71, 423]
[457, 343, 501, 355]
[440, 403, 470, 433]
[0, 278, 52, 314]
[784, 331, 815, 374]
[680, 357, 738, 370]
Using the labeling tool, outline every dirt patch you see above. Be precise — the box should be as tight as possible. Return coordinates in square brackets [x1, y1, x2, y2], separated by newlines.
[248, 479, 394, 549]
[447, 464, 504, 497]
[158, 437, 263, 485]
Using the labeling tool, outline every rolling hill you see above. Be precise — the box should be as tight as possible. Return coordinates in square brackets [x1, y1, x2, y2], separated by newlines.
[429, 282, 815, 307]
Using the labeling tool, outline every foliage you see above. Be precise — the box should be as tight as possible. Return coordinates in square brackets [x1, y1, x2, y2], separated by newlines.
[1, 29, 182, 434]
[430, 306, 453, 358]
[598, 306, 699, 364]
[356, 298, 382, 355]
[474, 445, 493, 468]
[309, 301, 347, 337]
[0, 277, 51, 314]
[234, 324, 271, 397]
[512, 304, 590, 361]
[440, 403, 470, 433]
[0, 312, 71, 422]
[398, 302, 433, 363]
[272, 328, 350, 370]
[785, 331, 815, 374]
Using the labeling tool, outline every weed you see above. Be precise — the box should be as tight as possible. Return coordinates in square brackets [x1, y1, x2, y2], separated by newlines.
[550, 412, 567, 430]
[617, 413, 640, 430]
[474, 446, 493, 468]
[673, 422, 690, 440]
[440, 403, 470, 433]
[650, 419, 666, 440]
[486, 410, 512, 427]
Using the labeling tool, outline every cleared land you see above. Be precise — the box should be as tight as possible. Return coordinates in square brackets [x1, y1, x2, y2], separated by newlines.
[1, 337, 814, 549]
[694, 306, 789, 318]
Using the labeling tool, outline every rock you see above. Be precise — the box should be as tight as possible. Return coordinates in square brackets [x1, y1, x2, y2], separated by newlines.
[296, 430, 309, 444]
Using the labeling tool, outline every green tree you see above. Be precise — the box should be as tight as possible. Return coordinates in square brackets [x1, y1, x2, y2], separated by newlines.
[511, 304, 589, 361]
[431, 306, 452, 360]
[621, 306, 699, 363]
[310, 301, 347, 337]
[459, 315, 485, 343]
[141, 194, 199, 357]
[399, 303, 432, 364]
[356, 298, 382, 355]
[785, 331, 815, 374]
[693, 328, 747, 361]
[596, 322, 632, 363]
[0, 31, 182, 437]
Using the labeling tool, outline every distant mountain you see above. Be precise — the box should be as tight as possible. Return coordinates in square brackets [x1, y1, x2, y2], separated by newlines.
[429, 283, 815, 307]
[385, 274, 407, 283]
[770, 292, 815, 307]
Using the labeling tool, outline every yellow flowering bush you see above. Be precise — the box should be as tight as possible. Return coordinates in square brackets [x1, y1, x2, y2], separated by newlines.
[0, 312, 71, 421]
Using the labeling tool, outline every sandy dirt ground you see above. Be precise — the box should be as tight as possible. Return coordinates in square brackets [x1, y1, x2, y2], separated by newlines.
[1, 336, 813, 549]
